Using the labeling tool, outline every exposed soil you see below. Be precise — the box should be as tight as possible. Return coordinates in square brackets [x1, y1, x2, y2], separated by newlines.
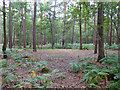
[1, 49, 118, 88]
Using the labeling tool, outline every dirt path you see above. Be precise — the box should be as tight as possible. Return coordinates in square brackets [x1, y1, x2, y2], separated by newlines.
[21, 49, 117, 88]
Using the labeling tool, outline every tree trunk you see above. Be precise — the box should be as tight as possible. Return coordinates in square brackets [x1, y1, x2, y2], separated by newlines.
[13, 27, 15, 48]
[44, 29, 46, 45]
[0, 14, 2, 44]
[109, 14, 112, 46]
[51, 0, 56, 49]
[112, 30, 114, 44]
[94, 15, 97, 54]
[22, 9, 26, 50]
[9, 0, 12, 50]
[33, 0, 37, 52]
[107, 30, 109, 44]
[2, 0, 7, 58]
[62, 1, 66, 47]
[71, 17, 75, 44]
[40, 10, 43, 49]
[85, 19, 87, 44]
[97, 2, 105, 62]
[118, 1, 120, 52]
[79, 4, 82, 50]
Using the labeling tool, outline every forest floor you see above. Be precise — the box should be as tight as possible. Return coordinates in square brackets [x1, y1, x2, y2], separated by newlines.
[1, 49, 118, 88]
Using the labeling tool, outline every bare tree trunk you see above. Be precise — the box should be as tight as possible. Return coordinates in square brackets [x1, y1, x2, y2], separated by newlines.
[44, 29, 46, 45]
[13, 27, 15, 48]
[97, 2, 105, 62]
[79, 4, 82, 50]
[118, 1, 120, 52]
[85, 19, 87, 44]
[2, 0, 7, 58]
[22, 9, 26, 50]
[109, 14, 112, 46]
[71, 17, 75, 44]
[33, 0, 37, 52]
[107, 30, 109, 44]
[62, 1, 66, 47]
[0, 14, 2, 44]
[94, 15, 97, 54]
[40, 10, 43, 49]
[9, 0, 12, 50]
[112, 30, 114, 44]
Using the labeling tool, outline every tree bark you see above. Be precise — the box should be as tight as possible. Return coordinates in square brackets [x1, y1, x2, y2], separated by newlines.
[109, 14, 112, 46]
[62, 1, 66, 46]
[2, 0, 7, 58]
[71, 17, 75, 44]
[51, 0, 56, 49]
[79, 4, 82, 50]
[0, 14, 2, 44]
[85, 19, 87, 44]
[97, 2, 105, 62]
[40, 9, 43, 49]
[9, 0, 12, 50]
[44, 29, 46, 45]
[22, 9, 26, 50]
[94, 15, 97, 54]
[33, 0, 37, 52]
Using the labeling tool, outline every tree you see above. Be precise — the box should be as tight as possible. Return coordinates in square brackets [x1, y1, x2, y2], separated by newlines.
[2, 0, 7, 58]
[51, 0, 56, 49]
[9, 0, 12, 50]
[22, 8, 26, 50]
[33, 0, 37, 52]
[79, 3, 82, 50]
[97, 2, 105, 62]
[94, 14, 97, 54]
[71, 17, 75, 44]
[62, 1, 66, 46]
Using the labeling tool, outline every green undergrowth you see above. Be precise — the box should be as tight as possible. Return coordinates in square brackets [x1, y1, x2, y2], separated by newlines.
[1, 50, 66, 88]
[68, 53, 119, 89]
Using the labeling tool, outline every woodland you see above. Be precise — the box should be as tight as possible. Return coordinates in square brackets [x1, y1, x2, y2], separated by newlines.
[0, 0, 120, 89]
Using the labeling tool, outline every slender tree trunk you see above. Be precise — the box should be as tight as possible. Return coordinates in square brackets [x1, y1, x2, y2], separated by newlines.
[94, 15, 97, 54]
[62, 1, 66, 47]
[40, 10, 43, 49]
[13, 27, 15, 48]
[112, 30, 114, 44]
[85, 19, 87, 44]
[2, 0, 7, 58]
[109, 14, 112, 46]
[118, 1, 120, 51]
[0, 14, 2, 44]
[44, 29, 46, 45]
[37, 32, 39, 48]
[71, 17, 75, 44]
[25, 5, 27, 47]
[87, 28, 89, 44]
[22, 9, 26, 50]
[97, 2, 105, 62]
[107, 30, 109, 44]
[79, 4, 82, 50]
[9, 0, 12, 50]
[51, 0, 56, 49]
[33, 0, 37, 52]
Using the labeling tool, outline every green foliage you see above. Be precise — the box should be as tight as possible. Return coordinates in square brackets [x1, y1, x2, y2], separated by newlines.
[68, 53, 119, 89]
[68, 61, 80, 72]
[0, 59, 8, 67]
[2, 71, 19, 86]
[88, 83, 101, 88]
